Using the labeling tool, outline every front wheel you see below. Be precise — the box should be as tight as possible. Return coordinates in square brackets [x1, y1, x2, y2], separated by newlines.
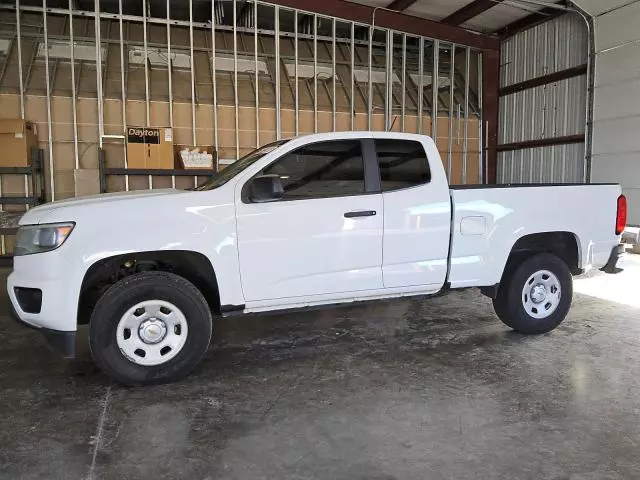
[89, 271, 213, 385]
[492, 253, 572, 334]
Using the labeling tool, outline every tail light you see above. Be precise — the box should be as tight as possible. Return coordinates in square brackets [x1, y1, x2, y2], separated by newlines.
[616, 194, 627, 235]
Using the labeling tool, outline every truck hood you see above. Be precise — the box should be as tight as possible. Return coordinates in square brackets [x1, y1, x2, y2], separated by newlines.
[20, 189, 183, 225]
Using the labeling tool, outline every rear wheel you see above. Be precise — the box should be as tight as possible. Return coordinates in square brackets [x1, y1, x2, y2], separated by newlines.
[89, 271, 213, 385]
[493, 253, 572, 334]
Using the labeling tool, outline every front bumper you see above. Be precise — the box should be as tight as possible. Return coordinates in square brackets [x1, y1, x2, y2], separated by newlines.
[600, 244, 625, 274]
[8, 251, 82, 358]
[9, 302, 75, 358]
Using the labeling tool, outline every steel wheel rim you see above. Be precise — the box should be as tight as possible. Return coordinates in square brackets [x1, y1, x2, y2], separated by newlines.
[521, 269, 561, 319]
[116, 300, 188, 366]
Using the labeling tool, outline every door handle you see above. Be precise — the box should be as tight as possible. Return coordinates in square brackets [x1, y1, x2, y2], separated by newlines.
[344, 210, 377, 218]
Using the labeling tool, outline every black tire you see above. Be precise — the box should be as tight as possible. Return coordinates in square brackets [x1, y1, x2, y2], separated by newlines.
[491, 255, 521, 328]
[493, 253, 572, 334]
[89, 271, 213, 386]
[491, 295, 512, 328]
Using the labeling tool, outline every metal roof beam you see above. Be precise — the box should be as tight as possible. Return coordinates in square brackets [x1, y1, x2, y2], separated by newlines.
[495, 1, 566, 38]
[267, 0, 499, 51]
[386, 0, 419, 12]
[441, 0, 505, 26]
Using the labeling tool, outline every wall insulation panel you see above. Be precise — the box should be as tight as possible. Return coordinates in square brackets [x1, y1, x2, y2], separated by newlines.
[0, 4, 485, 208]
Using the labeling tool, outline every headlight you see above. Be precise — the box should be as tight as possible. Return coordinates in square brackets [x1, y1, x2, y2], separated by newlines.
[14, 222, 75, 256]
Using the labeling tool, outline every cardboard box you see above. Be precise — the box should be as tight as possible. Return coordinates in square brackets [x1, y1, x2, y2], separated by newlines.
[175, 145, 217, 171]
[126, 126, 174, 169]
[0, 119, 38, 167]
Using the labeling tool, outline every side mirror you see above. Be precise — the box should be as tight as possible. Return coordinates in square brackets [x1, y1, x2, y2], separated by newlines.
[249, 174, 284, 203]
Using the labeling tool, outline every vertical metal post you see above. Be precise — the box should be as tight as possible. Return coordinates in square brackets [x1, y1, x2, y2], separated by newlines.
[118, 0, 128, 190]
[254, 0, 259, 147]
[313, 15, 318, 133]
[447, 45, 454, 183]
[142, 0, 152, 189]
[189, 0, 197, 187]
[142, 0, 150, 126]
[43, 0, 55, 200]
[367, 26, 373, 130]
[530, 28, 537, 174]
[167, 0, 173, 130]
[167, 0, 175, 188]
[385, 30, 393, 131]
[562, 33, 570, 182]
[550, 20, 560, 182]
[332, 18, 336, 132]
[69, 0, 78, 170]
[95, 0, 104, 148]
[457, 106, 461, 144]
[582, 10, 595, 183]
[350, 22, 355, 131]
[294, 10, 299, 136]
[16, 0, 25, 212]
[275, 5, 281, 139]
[211, 0, 219, 169]
[417, 37, 423, 134]
[478, 53, 483, 184]
[462, 47, 470, 184]
[432, 40, 439, 143]
[16, 0, 24, 118]
[233, 0, 239, 159]
[401, 34, 406, 132]
[519, 35, 526, 164]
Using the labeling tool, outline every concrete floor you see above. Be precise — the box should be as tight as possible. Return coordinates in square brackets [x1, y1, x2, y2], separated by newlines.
[2, 257, 640, 480]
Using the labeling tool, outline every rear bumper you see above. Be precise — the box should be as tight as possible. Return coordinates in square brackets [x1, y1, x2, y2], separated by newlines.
[9, 301, 76, 358]
[600, 244, 625, 274]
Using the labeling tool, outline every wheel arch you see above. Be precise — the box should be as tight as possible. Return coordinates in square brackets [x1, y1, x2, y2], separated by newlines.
[77, 250, 220, 325]
[504, 231, 582, 278]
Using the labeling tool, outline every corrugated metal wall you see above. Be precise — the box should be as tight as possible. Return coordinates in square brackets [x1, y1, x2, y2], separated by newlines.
[497, 143, 585, 183]
[499, 76, 586, 144]
[497, 13, 588, 184]
[500, 14, 587, 86]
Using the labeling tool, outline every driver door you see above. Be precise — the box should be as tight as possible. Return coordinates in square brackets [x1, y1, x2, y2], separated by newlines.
[235, 137, 384, 303]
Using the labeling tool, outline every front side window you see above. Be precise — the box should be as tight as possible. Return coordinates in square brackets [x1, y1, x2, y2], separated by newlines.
[375, 139, 431, 191]
[260, 139, 365, 199]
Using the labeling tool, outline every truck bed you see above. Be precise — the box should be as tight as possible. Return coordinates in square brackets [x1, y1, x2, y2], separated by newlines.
[447, 182, 622, 289]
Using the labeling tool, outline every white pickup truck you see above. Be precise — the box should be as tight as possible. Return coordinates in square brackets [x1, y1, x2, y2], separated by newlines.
[8, 132, 626, 385]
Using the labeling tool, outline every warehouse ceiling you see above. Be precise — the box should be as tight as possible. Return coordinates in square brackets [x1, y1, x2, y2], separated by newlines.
[347, 0, 557, 33]
[18, 0, 572, 37]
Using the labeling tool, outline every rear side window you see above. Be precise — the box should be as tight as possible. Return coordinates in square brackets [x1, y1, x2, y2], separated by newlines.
[375, 139, 431, 191]
[261, 139, 365, 199]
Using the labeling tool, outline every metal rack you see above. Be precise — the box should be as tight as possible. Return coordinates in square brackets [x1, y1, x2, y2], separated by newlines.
[0, 147, 46, 264]
[0, 148, 46, 210]
[97, 148, 217, 193]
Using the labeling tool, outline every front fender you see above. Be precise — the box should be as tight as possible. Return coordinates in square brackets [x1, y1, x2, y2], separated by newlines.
[13, 194, 244, 331]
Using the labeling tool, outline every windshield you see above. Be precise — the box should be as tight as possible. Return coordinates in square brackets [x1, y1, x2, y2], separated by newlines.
[195, 139, 290, 191]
